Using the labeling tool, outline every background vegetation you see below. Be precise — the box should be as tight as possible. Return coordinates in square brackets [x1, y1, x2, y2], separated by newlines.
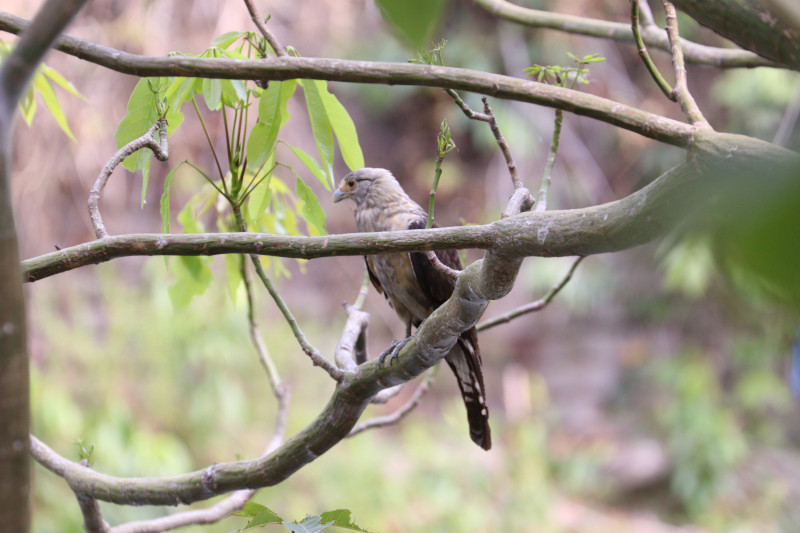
[2, 0, 799, 531]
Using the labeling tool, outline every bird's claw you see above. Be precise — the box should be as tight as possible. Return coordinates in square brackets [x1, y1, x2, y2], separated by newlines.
[378, 337, 411, 367]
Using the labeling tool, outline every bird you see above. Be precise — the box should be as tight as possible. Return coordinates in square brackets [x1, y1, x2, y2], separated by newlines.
[333, 167, 491, 450]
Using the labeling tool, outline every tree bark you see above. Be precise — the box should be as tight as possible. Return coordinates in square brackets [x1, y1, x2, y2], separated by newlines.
[0, 1, 88, 530]
[672, 0, 800, 69]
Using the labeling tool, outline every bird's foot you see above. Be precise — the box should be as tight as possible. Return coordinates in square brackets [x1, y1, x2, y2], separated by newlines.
[377, 337, 411, 367]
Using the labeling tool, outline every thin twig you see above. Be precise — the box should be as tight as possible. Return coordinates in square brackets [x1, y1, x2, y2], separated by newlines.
[232, 208, 344, 380]
[248, 255, 343, 380]
[472, 0, 777, 69]
[240, 255, 285, 400]
[481, 97, 522, 190]
[446, 90, 524, 192]
[424, 250, 460, 280]
[631, 0, 673, 99]
[88, 119, 168, 239]
[662, 1, 710, 127]
[349, 363, 440, 437]
[477, 256, 584, 331]
[427, 157, 445, 229]
[111, 490, 256, 533]
[243, 0, 287, 57]
[535, 107, 563, 212]
[191, 98, 226, 182]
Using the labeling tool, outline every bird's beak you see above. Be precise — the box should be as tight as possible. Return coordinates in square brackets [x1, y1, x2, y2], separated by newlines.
[332, 189, 347, 203]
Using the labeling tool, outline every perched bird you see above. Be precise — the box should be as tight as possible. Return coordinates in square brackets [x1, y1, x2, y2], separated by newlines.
[333, 168, 491, 450]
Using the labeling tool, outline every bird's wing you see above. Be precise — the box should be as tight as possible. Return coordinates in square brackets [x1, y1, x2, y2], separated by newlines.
[407, 217, 491, 450]
[363, 256, 384, 296]
[407, 218, 460, 306]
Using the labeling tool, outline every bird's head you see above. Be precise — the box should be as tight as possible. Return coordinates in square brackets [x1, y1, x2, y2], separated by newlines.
[332, 168, 402, 206]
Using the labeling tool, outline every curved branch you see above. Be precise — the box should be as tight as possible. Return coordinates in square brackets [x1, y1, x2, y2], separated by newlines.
[0, 11, 695, 147]
[473, 0, 783, 70]
[27, 183, 535, 507]
[89, 119, 168, 238]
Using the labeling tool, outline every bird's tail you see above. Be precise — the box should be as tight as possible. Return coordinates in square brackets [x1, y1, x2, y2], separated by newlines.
[445, 327, 492, 450]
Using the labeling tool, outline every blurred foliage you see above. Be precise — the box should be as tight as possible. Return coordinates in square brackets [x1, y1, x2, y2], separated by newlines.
[234, 503, 373, 532]
[654, 353, 749, 516]
[713, 69, 800, 142]
[0, 39, 83, 140]
[17, 0, 800, 532]
[375, 0, 448, 49]
[661, 161, 800, 314]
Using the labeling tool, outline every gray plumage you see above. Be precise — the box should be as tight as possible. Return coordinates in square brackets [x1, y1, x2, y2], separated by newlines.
[333, 168, 491, 450]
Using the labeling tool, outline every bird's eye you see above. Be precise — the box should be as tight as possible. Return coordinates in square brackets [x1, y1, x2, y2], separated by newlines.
[347, 179, 355, 187]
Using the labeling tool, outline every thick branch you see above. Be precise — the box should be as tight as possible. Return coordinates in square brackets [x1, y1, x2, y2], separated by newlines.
[0, 11, 696, 147]
[0, 1, 88, 531]
[473, 0, 783, 70]
[671, 0, 800, 69]
[26, 182, 534, 507]
[22, 132, 794, 283]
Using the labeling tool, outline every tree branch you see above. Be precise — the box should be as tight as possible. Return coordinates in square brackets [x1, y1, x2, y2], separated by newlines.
[76, 491, 111, 533]
[662, 1, 710, 128]
[478, 256, 584, 331]
[348, 364, 440, 437]
[89, 119, 168, 239]
[472, 0, 783, 70]
[671, 0, 800, 70]
[242, 0, 287, 57]
[632, 0, 674, 99]
[22, 131, 793, 283]
[0, 11, 697, 147]
[0, 1, 88, 530]
[110, 490, 255, 533]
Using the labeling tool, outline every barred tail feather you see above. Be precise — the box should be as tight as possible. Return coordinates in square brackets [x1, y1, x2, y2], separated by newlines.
[445, 328, 491, 450]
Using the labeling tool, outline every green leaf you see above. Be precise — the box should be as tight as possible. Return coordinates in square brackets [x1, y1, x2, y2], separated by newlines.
[167, 255, 213, 309]
[167, 200, 214, 308]
[40, 64, 84, 99]
[19, 86, 36, 125]
[301, 80, 335, 181]
[236, 501, 284, 529]
[375, 0, 448, 49]
[160, 162, 187, 234]
[165, 76, 202, 108]
[211, 30, 245, 48]
[116, 78, 183, 206]
[259, 79, 296, 127]
[220, 79, 248, 107]
[224, 253, 242, 304]
[321, 91, 364, 172]
[287, 145, 330, 190]
[202, 78, 222, 110]
[246, 155, 274, 220]
[246, 80, 296, 170]
[295, 177, 327, 234]
[318, 509, 374, 533]
[33, 72, 75, 140]
[282, 515, 333, 533]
